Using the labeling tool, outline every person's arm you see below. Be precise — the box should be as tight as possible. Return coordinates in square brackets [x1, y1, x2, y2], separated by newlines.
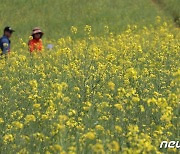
[39, 40, 43, 51]
[1, 38, 10, 54]
[28, 40, 34, 52]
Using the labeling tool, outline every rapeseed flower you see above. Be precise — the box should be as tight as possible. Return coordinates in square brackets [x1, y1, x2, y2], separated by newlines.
[107, 141, 120, 152]
[3, 134, 14, 144]
[0, 21, 179, 153]
[25, 115, 36, 124]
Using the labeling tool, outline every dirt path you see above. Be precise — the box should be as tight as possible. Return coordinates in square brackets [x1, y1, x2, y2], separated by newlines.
[150, 0, 180, 27]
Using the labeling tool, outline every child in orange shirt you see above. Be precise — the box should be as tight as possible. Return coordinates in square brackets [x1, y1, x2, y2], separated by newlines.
[28, 27, 44, 53]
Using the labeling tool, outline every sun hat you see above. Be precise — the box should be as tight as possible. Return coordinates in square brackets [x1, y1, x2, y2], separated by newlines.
[31, 27, 44, 37]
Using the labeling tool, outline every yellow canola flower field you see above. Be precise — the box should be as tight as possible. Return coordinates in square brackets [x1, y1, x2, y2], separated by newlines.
[0, 20, 179, 153]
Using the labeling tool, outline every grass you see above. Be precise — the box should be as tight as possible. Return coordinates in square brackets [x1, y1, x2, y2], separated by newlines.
[0, 0, 170, 40]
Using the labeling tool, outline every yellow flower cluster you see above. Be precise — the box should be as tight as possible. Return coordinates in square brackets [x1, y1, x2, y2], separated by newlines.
[0, 20, 179, 153]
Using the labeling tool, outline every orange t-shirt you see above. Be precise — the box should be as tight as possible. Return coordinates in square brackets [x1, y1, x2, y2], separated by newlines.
[28, 39, 43, 52]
